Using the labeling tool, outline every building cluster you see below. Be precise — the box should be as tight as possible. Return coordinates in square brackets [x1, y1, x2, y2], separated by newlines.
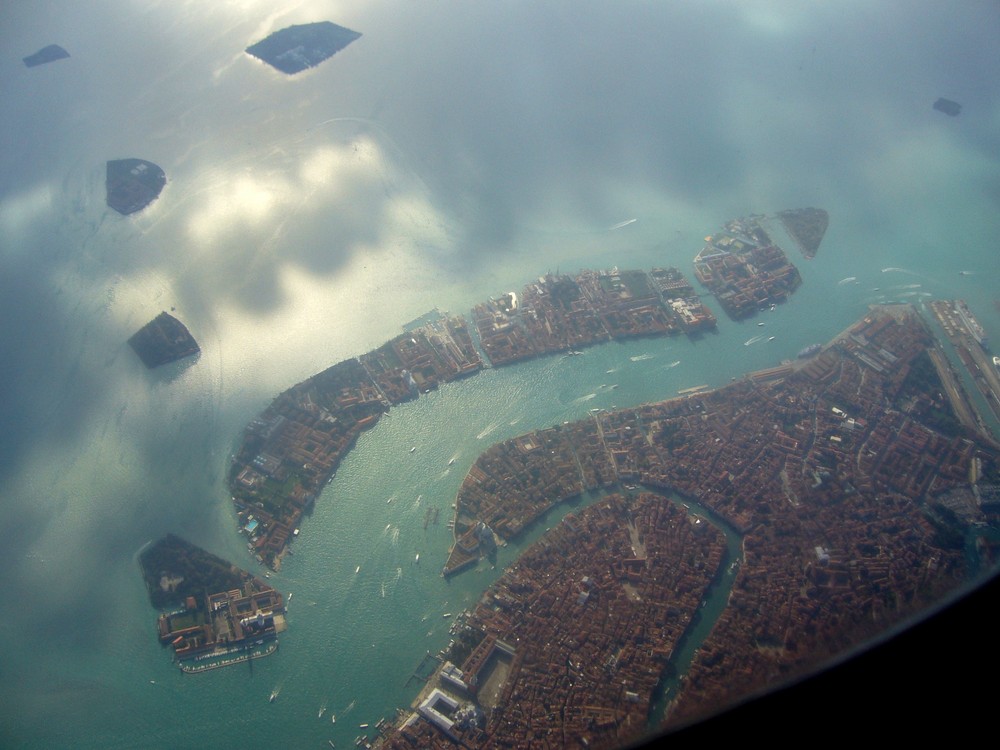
[229, 315, 482, 567]
[930, 299, 1000, 429]
[693, 215, 802, 319]
[385, 493, 725, 749]
[472, 267, 715, 367]
[230, 265, 714, 570]
[417, 304, 1000, 745]
[157, 580, 285, 665]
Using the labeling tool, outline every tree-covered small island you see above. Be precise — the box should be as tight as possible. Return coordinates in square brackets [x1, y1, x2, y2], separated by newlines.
[777, 207, 829, 259]
[128, 311, 199, 369]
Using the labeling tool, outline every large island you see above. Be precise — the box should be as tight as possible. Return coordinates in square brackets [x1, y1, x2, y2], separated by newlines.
[222, 211, 1000, 748]
[378, 303, 999, 749]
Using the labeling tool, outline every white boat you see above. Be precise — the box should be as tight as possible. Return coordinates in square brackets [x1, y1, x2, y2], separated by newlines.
[415, 553, 420, 563]
[409, 446, 416, 453]
[768, 336, 776, 341]
[448, 457, 456, 466]
[355, 565, 360, 574]
[442, 612, 452, 618]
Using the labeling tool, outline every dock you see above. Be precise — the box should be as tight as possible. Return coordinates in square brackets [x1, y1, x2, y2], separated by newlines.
[403, 651, 442, 688]
[678, 384, 709, 395]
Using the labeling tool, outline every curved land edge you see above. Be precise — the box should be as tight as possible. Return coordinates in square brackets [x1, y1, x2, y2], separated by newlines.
[228, 212, 808, 572]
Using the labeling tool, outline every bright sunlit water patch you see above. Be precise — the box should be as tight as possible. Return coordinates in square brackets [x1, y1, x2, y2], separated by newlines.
[0, 183, 54, 241]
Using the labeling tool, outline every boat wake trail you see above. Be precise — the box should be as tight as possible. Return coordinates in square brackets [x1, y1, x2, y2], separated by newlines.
[609, 218, 637, 231]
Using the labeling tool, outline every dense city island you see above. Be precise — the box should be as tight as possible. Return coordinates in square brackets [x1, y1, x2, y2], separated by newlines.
[388, 302, 999, 749]
[212, 211, 1000, 747]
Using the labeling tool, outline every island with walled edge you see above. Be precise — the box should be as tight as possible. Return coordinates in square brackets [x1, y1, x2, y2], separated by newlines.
[106, 158, 166, 215]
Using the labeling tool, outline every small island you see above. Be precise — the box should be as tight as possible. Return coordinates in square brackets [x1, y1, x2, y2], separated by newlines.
[777, 207, 829, 259]
[128, 311, 200, 369]
[23, 44, 70, 68]
[106, 158, 166, 215]
[245, 20, 362, 75]
[139, 534, 286, 672]
[693, 214, 802, 320]
[933, 97, 962, 117]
